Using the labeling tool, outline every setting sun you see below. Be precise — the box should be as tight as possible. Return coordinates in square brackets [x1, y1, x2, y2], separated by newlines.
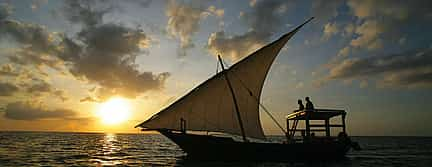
[97, 97, 131, 125]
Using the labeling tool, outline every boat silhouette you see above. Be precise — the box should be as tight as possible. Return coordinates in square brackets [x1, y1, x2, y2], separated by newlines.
[136, 17, 359, 161]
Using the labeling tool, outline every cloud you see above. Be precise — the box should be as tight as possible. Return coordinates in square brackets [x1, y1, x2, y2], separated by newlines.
[62, 0, 108, 27]
[324, 48, 432, 88]
[207, 0, 292, 61]
[0, 1, 171, 101]
[79, 96, 99, 103]
[53, 89, 69, 102]
[1, 101, 77, 120]
[207, 31, 265, 61]
[0, 82, 19, 96]
[61, 1, 171, 99]
[1, 20, 55, 53]
[164, 0, 225, 57]
[346, 0, 431, 21]
[68, 24, 169, 99]
[7, 49, 65, 72]
[343, 23, 355, 37]
[206, 5, 224, 18]
[379, 69, 432, 88]
[249, 0, 257, 7]
[243, 0, 290, 34]
[311, 0, 344, 23]
[0, 3, 12, 21]
[12, 78, 71, 101]
[0, 64, 18, 77]
[349, 19, 384, 50]
[26, 80, 51, 94]
[165, 0, 207, 56]
[347, 0, 432, 46]
[332, 0, 432, 58]
[337, 46, 350, 57]
[322, 22, 339, 41]
[30, 0, 48, 11]
[0, 16, 66, 72]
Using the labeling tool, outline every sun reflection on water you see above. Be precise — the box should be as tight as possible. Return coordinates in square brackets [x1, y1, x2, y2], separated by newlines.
[92, 133, 124, 166]
[103, 133, 120, 155]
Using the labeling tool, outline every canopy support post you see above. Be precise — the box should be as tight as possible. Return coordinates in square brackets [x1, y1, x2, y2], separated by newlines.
[286, 119, 290, 140]
[218, 55, 248, 142]
[325, 119, 330, 137]
[342, 113, 346, 134]
[305, 113, 311, 139]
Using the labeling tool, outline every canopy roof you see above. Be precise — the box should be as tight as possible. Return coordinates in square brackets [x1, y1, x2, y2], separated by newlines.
[286, 109, 346, 120]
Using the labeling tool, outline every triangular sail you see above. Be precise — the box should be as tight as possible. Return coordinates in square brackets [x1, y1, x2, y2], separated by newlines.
[136, 18, 313, 139]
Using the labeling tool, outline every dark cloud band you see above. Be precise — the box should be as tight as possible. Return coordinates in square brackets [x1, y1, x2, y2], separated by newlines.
[2, 101, 77, 120]
[325, 48, 432, 88]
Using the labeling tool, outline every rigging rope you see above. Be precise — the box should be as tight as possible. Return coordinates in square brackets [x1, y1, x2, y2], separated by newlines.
[220, 59, 288, 135]
[256, 99, 288, 134]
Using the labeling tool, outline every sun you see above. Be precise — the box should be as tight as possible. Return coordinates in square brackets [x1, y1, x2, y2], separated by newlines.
[97, 97, 131, 125]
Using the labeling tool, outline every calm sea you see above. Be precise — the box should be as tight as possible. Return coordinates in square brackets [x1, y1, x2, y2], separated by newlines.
[0, 132, 431, 166]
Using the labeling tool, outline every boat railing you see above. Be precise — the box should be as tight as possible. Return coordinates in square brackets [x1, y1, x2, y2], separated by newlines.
[285, 108, 347, 143]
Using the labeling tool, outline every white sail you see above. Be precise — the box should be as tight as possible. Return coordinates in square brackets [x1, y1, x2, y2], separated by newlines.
[136, 18, 312, 139]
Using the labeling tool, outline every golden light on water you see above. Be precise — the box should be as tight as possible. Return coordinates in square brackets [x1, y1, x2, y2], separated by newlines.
[97, 97, 131, 125]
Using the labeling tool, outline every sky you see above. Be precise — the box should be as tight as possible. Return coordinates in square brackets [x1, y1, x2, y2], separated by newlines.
[0, 0, 431, 136]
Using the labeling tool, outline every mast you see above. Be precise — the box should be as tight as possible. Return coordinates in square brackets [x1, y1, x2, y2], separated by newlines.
[218, 55, 248, 142]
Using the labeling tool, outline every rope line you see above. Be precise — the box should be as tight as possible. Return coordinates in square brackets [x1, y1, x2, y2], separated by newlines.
[229, 71, 288, 135]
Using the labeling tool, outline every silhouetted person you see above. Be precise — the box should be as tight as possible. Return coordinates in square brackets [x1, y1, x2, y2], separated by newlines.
[295, 99, 304, 112]
[305, 97, 314, 111]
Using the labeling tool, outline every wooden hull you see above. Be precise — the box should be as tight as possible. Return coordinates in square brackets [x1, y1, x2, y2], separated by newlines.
[159, 130, 351, 161]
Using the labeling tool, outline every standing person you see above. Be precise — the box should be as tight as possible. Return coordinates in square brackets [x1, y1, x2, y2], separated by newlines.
[305, 97, 314, 111]
[295, 99, 304, 112]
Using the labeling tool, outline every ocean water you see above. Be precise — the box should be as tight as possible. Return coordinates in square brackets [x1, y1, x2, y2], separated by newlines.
[0, 132, 431, 166]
